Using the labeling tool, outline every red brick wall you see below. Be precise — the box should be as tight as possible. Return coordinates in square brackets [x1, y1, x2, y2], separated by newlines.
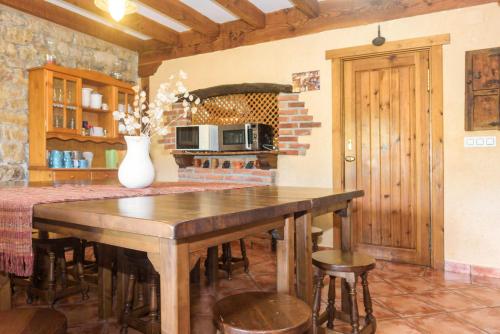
[277, 93, 320, 155]
[158, 103, 190, 150]
[179, 167, 276, 185]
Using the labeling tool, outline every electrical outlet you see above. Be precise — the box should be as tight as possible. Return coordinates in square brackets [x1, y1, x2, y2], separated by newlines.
[464, 136, 496, 147]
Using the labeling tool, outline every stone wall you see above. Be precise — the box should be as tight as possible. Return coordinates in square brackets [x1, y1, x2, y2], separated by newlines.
[0, 4, 138, 181]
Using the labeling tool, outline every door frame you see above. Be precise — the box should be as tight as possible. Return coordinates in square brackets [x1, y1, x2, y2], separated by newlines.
[326, 34, 449, 269]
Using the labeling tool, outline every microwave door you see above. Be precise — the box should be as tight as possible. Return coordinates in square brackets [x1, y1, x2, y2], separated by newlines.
[222, 128, 246, 151]
[177, 127, 199, 150]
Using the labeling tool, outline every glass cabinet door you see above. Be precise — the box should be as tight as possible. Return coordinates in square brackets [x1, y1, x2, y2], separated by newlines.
[116, 89, 135, 135]
[48, 73, 81, 133]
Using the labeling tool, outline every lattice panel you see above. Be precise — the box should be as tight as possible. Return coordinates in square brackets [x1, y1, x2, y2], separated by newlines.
[192, 93, 279, 141]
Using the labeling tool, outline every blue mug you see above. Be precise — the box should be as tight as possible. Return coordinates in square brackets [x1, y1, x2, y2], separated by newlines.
[49, 150, 63, 168]
[79, 159, 89, 169]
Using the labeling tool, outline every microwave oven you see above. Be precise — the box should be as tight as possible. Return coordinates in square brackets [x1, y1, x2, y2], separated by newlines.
[175, 125, 219, 151]
[219, 123, 274, 151]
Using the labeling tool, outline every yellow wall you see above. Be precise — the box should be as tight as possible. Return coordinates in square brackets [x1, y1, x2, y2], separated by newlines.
[151, 3, 500, 269]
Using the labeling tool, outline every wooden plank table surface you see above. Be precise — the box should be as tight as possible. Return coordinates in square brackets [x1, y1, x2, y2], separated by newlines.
[1, 182, 363, 334]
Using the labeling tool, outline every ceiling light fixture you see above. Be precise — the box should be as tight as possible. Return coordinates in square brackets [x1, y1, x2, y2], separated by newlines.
[94, 0, 137, 22]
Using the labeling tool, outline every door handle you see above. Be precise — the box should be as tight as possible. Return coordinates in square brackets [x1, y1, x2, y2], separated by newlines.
[345, 156, 356, 162]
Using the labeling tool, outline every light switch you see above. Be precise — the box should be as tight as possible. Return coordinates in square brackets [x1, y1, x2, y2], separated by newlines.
[486, 137, 496, 146]
[464, 136, 496, 147]
[464, 138, 475, 147]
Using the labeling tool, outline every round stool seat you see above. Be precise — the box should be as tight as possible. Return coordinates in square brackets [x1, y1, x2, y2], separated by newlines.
[311, 226, 323, 237]
[214, 292, 312, 334]
[0, 308, 67, 334]
[312, 250, 375, 274]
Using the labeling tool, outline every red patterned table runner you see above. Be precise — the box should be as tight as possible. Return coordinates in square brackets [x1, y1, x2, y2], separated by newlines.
[0, 182, 248, 276]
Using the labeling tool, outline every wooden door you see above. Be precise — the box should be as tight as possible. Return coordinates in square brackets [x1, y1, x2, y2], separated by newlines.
[343, 51, 431, 265]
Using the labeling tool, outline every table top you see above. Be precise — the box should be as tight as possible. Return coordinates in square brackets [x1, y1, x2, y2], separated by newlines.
[26, 182, 363, 239]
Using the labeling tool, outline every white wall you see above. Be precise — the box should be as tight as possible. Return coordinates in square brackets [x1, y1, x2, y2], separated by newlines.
[151, 3, 500, 269]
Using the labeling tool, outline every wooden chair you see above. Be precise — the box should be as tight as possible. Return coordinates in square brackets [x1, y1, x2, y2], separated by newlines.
[218, 239, 250, 280]
[311, 250, 376, 334]
[311, 226, 323, 252]
[214, 292, 312, 334]
[120, 250, 160, 334]
[27, 231, 88, 306]
[120, 249, 202, 334]
[0, 308, 67, 334]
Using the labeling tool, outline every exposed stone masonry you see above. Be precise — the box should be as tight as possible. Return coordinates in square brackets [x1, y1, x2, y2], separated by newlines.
[0, 4, 138, 181]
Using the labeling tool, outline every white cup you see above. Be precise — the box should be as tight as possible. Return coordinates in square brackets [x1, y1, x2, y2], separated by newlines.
[102, 103, 109, 110]
[82, 88, 92, 108]
[90, 127, 104, 137]
[90, 92, 103, 109]
[82, 151, 94, 168]
[118, 104, 125, 113]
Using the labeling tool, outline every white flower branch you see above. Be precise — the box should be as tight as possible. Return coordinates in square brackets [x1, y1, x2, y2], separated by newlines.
[112, 70, 200, 138]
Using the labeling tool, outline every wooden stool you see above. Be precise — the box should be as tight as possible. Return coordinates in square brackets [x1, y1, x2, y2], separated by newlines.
[311, 226, 323, 252]
[121, 250, 160, 334]
[218, 239, 250, 280]
[0, 308, 67, 334]
[311, 250, 376, 334]
[28, 231, 88, 306]
[214, 292, 312, 334]
[271, 227, 323, 252]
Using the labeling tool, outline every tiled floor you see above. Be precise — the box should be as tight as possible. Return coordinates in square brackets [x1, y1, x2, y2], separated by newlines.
[11, 245, 500, 334]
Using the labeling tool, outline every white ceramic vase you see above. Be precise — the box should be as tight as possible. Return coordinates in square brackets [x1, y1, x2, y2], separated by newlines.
[118, 136, 155, 189]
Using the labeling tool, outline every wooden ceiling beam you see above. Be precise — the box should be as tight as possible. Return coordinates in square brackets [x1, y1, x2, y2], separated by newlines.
[290, 0, 320, 18]
[140, 0, 496, 71]
[64, 0, 179, 45]
[139, 0, 220, 37]
[214, 0, 266, 28]
[0, 0, 144, 50]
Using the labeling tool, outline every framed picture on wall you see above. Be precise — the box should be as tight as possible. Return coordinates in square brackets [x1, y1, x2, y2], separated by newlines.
[292, 70, 320, 92]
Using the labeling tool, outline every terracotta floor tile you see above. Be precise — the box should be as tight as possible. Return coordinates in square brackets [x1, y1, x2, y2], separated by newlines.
[454, 307, 500, 334]
[414, 290, 484, 312]
[472, 275, 500, 289]
[375, 319, 423, 334]
[423, 270, 474, 289]
[250, 273, 277, 292]
[391, 277, 442, 293]
[456, 286, 500, 307]
[375, 294, 443, 317]
[407, 313, 487, 334]
[368, 280, 406, 297]
[381, 262, 427, 277]
[9, 247, 499, 333]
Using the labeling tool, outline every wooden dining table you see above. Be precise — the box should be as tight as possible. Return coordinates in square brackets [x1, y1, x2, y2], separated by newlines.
[0, 182, 363, 334]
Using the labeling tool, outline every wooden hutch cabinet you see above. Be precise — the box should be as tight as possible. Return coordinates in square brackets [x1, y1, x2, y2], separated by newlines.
[28, 64, 134, 182]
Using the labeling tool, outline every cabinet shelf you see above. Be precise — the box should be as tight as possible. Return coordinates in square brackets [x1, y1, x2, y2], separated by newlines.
[82, 107, 110, 113]
[47, 132, 125, 144]
[30, 166, 118, 171]
[171, 150, 279, 169]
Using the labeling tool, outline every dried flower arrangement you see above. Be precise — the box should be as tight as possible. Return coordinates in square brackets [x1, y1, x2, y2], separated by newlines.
[113, 70, 200, 137]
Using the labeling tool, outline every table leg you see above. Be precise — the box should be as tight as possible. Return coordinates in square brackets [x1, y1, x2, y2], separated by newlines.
[295, 210, 313, 306]
[149, 239, 190, 334]
[276, 215, 295, 295]
[206, 246, 219, 285]
[115, 248, 128, 321]
[336, 204, 352, 315]
[97, 244, 114, 319]
[0, 272, 11, 311]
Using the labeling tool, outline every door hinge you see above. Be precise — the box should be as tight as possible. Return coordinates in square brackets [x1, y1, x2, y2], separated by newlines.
[427, 68, 431, 92]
